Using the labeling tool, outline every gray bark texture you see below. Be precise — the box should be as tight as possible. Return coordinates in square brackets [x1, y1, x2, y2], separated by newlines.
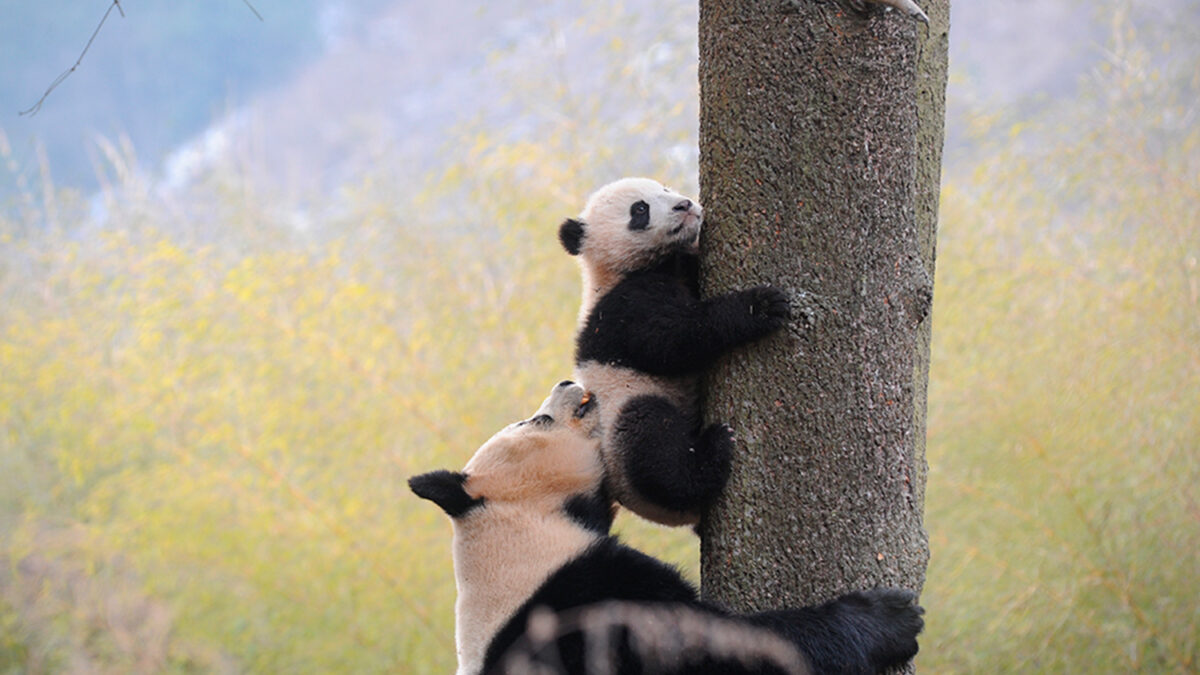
[697, 0, 949, 618]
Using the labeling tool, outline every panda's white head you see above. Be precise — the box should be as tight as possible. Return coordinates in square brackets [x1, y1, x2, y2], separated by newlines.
[409, 382, 611, 675]
[559, 177, 704, 282]
[409, 381, 605, 525]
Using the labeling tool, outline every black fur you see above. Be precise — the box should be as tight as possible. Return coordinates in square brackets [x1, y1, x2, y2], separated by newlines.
[484, 537, 923, 674]
[408, 470, 484, 518]
[573, 251, 788, 520]
[613, 396, 734, 514]
[563, 487, 615, 535]
[575, 255, 790, 377]
[746, 589, 926, 675]
[559, 218, 585, 255]
[628, 200, 651, 230]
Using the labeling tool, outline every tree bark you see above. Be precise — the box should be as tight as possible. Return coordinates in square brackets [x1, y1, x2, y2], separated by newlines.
[697, 0, 948, 623]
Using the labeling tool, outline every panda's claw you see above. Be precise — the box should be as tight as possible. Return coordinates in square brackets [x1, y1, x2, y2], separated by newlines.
[848, 0, 929, 24]
[697, 423, 736, 467]
[749, 285, 792, 328]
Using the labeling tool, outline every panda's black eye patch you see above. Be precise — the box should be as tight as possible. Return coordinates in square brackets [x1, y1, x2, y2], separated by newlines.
[629, 200, 650, 231]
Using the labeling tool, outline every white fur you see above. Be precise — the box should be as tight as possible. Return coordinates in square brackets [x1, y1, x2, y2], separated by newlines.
[449, 384, 605, 675]
[451, 505, 594, 674]
[573, 177, 703, 323]
[573, 362, 701, 526]
[570, 178, 709, 526]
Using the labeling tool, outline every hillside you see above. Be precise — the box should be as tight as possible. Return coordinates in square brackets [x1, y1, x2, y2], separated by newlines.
[6, 0, 1172, 204]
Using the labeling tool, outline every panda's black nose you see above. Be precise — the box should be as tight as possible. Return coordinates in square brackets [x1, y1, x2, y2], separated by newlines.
[556, 380, 575, 388]
[673, 199, 692, 212]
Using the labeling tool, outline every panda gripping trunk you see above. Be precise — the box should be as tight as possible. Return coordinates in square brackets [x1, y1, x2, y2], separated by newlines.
[560, 177, 791, 527]
[408, 383, 923, 675]
[576, 261, 790, 378]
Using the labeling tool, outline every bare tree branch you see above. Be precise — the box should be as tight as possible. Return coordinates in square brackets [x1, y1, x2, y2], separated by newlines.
[20, 0, 124, 117]
[19, 0, 265, 117]
[242, 0, 264, 22]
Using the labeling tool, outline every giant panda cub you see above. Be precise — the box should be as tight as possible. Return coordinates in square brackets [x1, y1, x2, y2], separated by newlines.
[558, 177, 790, 526]
[409, 381, 924, 675]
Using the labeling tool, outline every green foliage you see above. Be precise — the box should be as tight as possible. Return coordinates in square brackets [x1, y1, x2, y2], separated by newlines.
[920, 10, 1199, 673]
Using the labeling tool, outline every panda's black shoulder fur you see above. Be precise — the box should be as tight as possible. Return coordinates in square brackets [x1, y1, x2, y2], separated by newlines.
[481, 536, 695, 671]
[482, 537, 924, 675]
[562, 484, 614, 535]
[575, 252, 790, 377]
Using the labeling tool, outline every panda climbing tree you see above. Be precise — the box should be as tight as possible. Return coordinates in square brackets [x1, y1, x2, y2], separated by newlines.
[694, 0, 949, 657]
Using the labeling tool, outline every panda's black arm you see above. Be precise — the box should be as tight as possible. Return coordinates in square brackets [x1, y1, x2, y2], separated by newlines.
[579, 275, 790, 376]
[745, 589, 924, 675]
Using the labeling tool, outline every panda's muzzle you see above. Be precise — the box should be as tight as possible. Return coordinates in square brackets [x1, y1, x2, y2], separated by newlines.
[670, 208, 702, 236]
[534, 381, 598, 424]
[575, 391, 598, 419]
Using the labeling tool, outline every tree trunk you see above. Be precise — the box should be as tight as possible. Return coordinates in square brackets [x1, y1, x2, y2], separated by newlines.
[697, 0, 948, 623]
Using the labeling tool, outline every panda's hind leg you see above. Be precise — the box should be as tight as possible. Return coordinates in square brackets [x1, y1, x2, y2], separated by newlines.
[612, 395, 733, 518]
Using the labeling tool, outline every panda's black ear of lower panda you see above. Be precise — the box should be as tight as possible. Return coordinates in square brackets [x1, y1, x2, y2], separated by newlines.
[409, 470, 484, 518]
[559, 218, 586, 256]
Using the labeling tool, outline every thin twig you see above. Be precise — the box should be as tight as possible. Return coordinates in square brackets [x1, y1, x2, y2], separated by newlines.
[20, 0, 264, 116]
[20, 0, 124, 117]
[241, 0, 264, 22]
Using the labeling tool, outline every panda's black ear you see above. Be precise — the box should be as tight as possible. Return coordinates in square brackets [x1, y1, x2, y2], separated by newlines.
[559, 218, 586, 256]
[409, 470, 484, 518]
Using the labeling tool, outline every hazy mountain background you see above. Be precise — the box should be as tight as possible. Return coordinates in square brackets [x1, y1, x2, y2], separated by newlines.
[2, 0, 1186, 201]
[1, 1, 1198, 672]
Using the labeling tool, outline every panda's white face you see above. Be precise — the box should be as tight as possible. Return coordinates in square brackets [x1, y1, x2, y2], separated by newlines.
[409, 382, 607, 675]
[564, 177, 704, 279]
[461, 381, 603, 509]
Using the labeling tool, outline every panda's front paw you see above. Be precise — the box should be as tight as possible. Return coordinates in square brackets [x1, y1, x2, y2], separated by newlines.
[747, 285, 792, 330]
[696, 423, 735, 474]
[832, 588, 924, 672]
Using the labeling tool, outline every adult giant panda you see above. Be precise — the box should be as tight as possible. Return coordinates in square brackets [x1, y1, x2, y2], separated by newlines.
[409, 381, 923, 675]
[558, 177, 790, 526]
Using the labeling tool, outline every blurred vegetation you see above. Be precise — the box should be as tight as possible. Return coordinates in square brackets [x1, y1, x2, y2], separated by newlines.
[1, 2, 1196, 674]
[0, 4, 698, 672]
[923, 5, 1199, 672]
